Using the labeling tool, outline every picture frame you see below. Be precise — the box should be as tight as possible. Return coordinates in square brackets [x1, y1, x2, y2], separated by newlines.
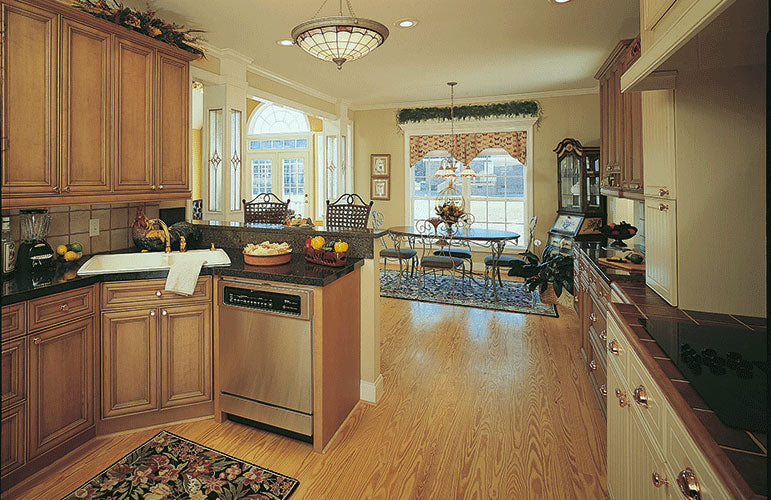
[370, 154, 390, 178]
[371, 177, 390, 201]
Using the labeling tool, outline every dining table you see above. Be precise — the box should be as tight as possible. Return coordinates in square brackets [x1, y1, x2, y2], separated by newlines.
[385, 225, 520, 301]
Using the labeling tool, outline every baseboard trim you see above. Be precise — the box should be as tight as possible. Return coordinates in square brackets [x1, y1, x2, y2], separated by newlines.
[360, 374, 384, 404]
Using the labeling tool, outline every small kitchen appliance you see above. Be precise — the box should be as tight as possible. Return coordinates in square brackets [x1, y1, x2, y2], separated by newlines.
[1, 217, 17, 274]
[16, 209, 55, 273]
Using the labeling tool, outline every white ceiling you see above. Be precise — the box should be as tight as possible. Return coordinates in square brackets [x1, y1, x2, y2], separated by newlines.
[125, 0, 639, 106]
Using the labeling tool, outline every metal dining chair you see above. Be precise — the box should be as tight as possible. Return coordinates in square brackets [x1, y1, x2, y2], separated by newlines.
[371, 210, 418, 278]
[242, 193, 290, 224]
[415, 219, 466, 289]
[326, 193, 374, 229]
[432, 213, 475, 275]
[484, 215, 538, 287]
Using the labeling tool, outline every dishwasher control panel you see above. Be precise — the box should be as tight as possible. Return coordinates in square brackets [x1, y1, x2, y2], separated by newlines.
[223, 286, 303, 315]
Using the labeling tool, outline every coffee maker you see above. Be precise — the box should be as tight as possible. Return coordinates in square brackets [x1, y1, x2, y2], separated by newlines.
[16, 209, 55, 274]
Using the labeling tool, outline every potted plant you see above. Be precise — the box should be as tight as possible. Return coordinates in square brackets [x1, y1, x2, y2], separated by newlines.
[523, 253, 575, 307]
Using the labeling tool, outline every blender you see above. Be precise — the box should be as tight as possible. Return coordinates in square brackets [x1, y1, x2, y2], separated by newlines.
[16, 209, 55, 274]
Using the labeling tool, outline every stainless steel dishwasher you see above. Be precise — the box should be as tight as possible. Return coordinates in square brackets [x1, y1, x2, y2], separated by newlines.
[218, 278, 313, 437]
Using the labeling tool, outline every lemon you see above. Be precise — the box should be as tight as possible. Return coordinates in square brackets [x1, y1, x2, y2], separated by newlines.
[56, 244, 68, 256]
[64, 251, 79, 262]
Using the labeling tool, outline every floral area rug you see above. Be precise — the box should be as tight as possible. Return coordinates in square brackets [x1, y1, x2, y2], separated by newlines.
[63, 430, 298, 500]
[380, 269, 558, 317]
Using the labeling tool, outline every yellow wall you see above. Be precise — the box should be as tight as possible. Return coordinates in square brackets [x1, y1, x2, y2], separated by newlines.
[191, 128, 203, 200]
[353, 93, 601, 245]
[246, 71, 336, 116]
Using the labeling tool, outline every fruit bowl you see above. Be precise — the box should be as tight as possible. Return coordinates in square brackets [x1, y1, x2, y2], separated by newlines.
[598, 221, 638, 248]
[243, 251, 292, 266]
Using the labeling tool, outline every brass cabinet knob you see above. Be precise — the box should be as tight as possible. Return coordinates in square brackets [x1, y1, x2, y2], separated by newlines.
[659, 188, 669, 197]
[599, 329, 607, 341]
[161, 309, 167, 316]
[652, 472, 669, 488]
[608, 339, 620, 355]
[52, 186, 60, 193]
[159, 185, 164, 190]
[589, 359, 597, 371]
[658, 203, 669, 211]
[60, 303, 68, 310]
[155, 290, 162, 297]
[615, 388, 625, 398]
[151, 185, 157, 190]
[599, 384, 607, 396]
[63, 186, 71, 192]
[574, 295, 579, 303]
[33, 337, 41, 345]
[589, 312, 597, 322]
[677, 468, 701, 499]
[618, 397, 629, 407]
[633, 385, 649, 408]
[150, 310, 155, 317]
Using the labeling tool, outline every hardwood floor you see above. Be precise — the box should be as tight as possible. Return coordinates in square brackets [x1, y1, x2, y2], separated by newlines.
[4, 299, 608, 499]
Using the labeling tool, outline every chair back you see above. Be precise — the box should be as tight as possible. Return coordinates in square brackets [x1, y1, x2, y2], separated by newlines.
[326, 193, 373, 229]
[370, 210, 388, 248]
[243, 193, 290, 224]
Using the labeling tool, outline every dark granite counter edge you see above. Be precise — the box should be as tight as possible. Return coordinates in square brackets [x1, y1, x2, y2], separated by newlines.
[608, 303, 767, 498]
[2, 251, 364, 306]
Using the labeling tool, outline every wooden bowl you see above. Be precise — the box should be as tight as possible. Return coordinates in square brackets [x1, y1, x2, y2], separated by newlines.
[243, 251, 292, 266]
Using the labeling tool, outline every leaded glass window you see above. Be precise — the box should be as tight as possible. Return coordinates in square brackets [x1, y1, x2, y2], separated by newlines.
[208, 109, 223, 212]
[230, 110, 242, 211]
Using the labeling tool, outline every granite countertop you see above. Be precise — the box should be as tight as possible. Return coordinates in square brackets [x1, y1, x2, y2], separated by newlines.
[574, 241, 647, 284]
[1, 247, 363, 305]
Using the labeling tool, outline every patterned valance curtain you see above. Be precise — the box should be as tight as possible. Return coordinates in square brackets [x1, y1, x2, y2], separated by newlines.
[409, 131, 527, 166]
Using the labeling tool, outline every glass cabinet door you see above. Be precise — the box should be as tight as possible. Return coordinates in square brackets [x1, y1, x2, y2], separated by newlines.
[560, 154, 581, 212]
[586, 154, 601, 210]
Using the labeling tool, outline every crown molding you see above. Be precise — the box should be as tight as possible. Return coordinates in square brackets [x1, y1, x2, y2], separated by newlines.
[246, 63, 338, 105]
[349, 86, 600, 111]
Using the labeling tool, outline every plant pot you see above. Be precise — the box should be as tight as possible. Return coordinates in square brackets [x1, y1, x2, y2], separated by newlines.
[538, 285, 558, 304]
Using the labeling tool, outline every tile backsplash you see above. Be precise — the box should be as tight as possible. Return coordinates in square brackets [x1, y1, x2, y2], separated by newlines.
[2, 203, 159, 254]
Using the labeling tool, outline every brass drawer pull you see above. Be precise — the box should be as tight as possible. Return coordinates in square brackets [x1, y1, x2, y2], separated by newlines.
[33, 337, 41, 345]
[659, 188, 669, 197]
[615, 388, 625, 399]
[60, 303, 68, 311]
[652, 472, 669, 488]
[589, 359, 597, 371]
[599, 384, 607, 396]
[658, 203, 669, 211]
[589, 312, 597, 322]
[633, 385, 649, 408]
[608, 339, 620, 355]
[618, 397, 629, 408]
[599, 329, 607, 341]
[677, 468, 700, 499]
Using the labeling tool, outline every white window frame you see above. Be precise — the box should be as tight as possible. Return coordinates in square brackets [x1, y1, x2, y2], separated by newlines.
[399, 117, 536, 251]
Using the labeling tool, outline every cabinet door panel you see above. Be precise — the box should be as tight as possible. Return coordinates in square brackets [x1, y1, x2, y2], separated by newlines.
[114, 38, 154, 192]
[1, 403, 25, 476]
[644, 198, 678, 305]
[160, 303, 211, 408]
[1, 1, 58, 196]
[607, 359, 630, 499]
[642, 90, 676, 199]
[1, 337, 26, 409]
[61, 17, 111, 194]
[1, 302, 26, 341]
[156, 53, 189, 193]
[628, 411, 670, 500]
[101, 309, 158, 418]
[28, 317, 94, 459]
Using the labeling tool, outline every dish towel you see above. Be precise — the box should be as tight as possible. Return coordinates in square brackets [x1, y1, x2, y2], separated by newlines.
[165, 254, 207, 296]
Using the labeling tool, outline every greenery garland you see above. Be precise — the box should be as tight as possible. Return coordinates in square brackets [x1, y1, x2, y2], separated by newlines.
[72, 0, 205, 56]
[397, 100, 540, 124]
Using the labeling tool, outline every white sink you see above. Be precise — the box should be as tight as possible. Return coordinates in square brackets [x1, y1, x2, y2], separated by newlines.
[77, 249, 231, 276]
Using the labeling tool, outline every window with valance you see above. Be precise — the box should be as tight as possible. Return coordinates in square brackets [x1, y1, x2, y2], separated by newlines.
[408, 131, 527, 167]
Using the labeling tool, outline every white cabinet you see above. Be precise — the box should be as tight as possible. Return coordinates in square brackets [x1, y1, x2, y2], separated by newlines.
[607, 358, 630, 499]
[644, 198, 678, 305]
[642, 90, 677, 200]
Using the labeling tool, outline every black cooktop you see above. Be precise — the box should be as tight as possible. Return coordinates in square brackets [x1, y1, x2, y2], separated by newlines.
[640, 318, 767, 433]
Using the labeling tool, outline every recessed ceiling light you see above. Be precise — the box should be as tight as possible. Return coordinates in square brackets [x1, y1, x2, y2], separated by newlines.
[552, 0, 572, 3]
[276, 39, 294, 46]
[396, 18, 418, 28]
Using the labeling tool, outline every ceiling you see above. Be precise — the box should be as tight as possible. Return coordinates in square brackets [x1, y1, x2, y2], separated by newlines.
[123, 0, 639, 106]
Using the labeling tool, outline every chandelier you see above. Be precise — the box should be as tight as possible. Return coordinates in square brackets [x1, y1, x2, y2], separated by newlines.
[434, 82, 476, 180]
[291, 0, 389, 70]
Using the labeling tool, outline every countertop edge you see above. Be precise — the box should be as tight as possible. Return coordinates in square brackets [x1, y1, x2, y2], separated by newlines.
[608, 303, 762, 500]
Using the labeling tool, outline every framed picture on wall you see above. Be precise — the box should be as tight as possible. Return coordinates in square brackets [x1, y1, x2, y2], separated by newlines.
[371, 177, 390, 200]
[371, 154, 390, 178]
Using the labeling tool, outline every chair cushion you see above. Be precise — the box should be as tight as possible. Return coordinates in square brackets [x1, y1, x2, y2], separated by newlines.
[421, 255, 465, 269]
[433, 248, 473, 260]
[484, 255, 524, 266]
[380, 248, 417, 259]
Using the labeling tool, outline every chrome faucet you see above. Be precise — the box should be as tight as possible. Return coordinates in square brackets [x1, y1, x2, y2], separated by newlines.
[147, 218, 171, 253]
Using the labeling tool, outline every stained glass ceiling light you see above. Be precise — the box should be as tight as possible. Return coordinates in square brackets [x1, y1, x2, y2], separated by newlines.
[291, 0, 389, 70]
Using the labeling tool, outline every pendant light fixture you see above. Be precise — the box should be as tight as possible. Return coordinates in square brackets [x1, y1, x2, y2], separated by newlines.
[291, 0, 389, 70]
[434, 82, 476, 180]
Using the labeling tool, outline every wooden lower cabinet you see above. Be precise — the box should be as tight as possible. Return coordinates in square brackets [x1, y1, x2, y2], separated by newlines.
[160, 303, 212, 408]
[27, 317, 94, 459]
[1, 337, 26, 408]
[101, 301, 212, 420]
[101, 308, 159, 418]
[1, 403, 26, 477]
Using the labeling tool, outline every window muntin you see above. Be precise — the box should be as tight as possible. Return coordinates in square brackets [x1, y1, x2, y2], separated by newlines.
[248, 103, 310, 135]
[248, 138, 308, 150]
[230, 110, 242, 211]
[251, 159, 272, 198]
[208, 109, 223, 212]
[282, 158, 305, 215]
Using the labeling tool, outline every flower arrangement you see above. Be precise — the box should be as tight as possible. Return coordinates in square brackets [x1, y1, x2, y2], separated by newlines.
[72, 0, 205, 56]
[435, 201, 464, 224]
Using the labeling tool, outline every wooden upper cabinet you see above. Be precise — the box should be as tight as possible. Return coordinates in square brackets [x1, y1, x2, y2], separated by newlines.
[113, 37, 154, 192]
[27, 316, 94, 459]
[1, 1, 59, 196]
[60, 17, 111, 194]
[156, 52, 190, 193]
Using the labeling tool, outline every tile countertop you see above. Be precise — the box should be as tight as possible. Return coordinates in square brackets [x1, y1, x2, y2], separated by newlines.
[575, 243, 767, 498]
[1, 248, 364, 306]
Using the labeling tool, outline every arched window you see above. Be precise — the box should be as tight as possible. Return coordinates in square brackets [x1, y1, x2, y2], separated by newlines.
[247, 103, 310, 135]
